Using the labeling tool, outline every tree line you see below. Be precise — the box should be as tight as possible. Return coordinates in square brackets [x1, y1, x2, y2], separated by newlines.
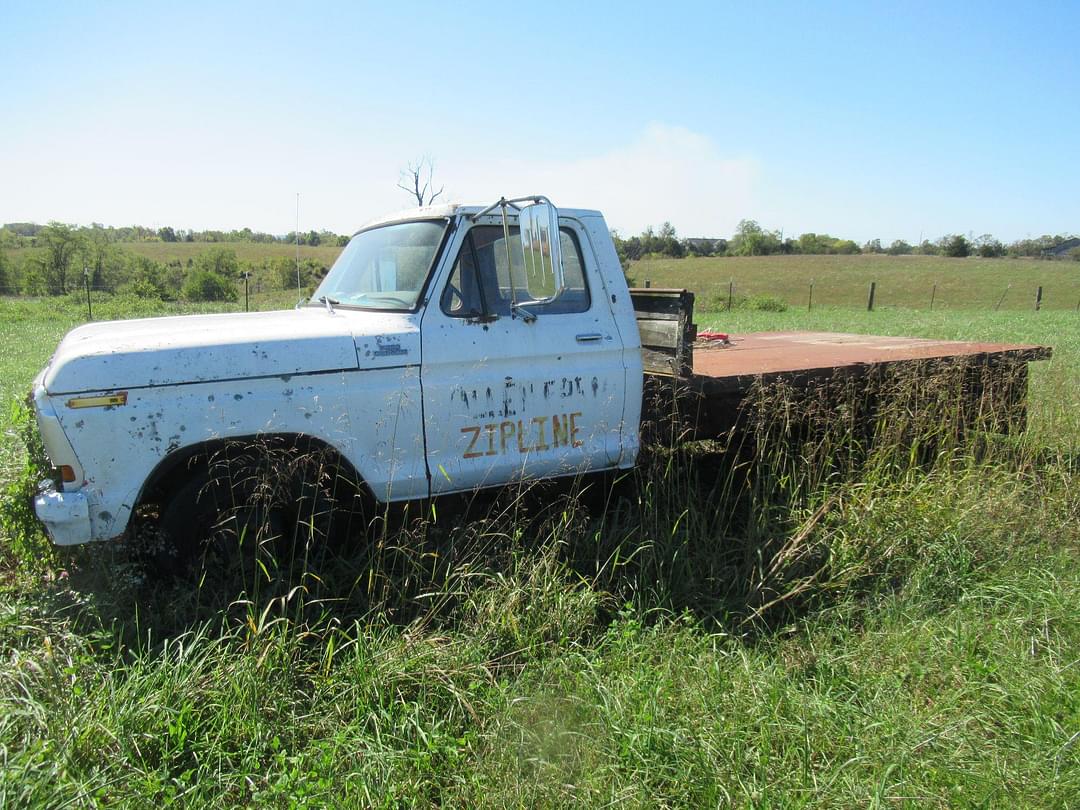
[1, 221, 349, 249]
[3, 216, 1077, 302]
[613, 220, 1080, 264]
[0, 222, 329, 301]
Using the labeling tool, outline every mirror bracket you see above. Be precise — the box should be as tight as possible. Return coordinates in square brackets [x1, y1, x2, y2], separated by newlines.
[471, 195, 567, 318]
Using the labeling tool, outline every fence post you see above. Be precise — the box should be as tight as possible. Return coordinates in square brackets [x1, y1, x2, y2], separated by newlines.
[644, 279, 650, 289]
[808, 279, 814, 312]
[83, 267, 92, 321]
[241, 271, 252, 311]
[930, 283, 936, 311]
[867, 281, 876, 312]
[1034, 285, 1043, 312]
[727, 279, 734, 311]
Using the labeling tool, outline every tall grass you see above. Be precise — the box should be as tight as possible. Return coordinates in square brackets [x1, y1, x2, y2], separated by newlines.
[0, 301, 1077, 805]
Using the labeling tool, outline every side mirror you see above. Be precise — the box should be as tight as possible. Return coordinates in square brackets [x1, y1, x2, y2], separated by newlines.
[518, 200, 565, 302]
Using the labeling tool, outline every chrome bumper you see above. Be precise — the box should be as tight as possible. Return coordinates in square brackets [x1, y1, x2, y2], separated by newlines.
[34, 483, 92, 546]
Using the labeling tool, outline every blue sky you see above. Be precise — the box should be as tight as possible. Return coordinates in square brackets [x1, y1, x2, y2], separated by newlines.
[2, 1, 1078, 242]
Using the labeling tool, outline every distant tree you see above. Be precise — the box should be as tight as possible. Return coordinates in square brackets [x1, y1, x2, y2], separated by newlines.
[916, 239, 940, 256]
[657, 222, 683, 257]
[183, 270, 237, 302]
[614, 234, 640, 261]
[270, 256, 296, 290]
[269, 256, 327, 291]
[974, 234, 1004, 258]
[793, 232, 860, 255]
[81, 229, 121, 290]
[397, 157, 444, 207]
[639, 225, 658, 255]
[36, 222, 83, 294]
[124, 256, 172, 300]
[886, 239, 913, 255]
[863, 238, 883, 254]
[796, 232, 826, 254]
[307, 229, 320, 247]
[193, 246, 240, 278]
[943, 234, 970, 258]
[729, 220, 781, 256]
[158, 226, 177, 242]
[20, 255, 51, 295]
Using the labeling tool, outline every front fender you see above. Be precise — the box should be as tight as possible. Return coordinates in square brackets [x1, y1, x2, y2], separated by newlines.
[43, 367, 427, 544]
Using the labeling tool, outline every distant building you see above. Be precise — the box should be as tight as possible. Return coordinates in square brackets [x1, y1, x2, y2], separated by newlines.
[1042, 237, 1080, 258]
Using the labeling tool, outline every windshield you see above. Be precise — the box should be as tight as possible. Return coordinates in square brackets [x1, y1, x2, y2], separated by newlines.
[311, 219, 447, 310]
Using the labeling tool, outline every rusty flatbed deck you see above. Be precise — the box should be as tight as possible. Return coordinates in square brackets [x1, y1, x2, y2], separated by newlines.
[630, 290, 1054, 440]
[692, 331, 1051, 392]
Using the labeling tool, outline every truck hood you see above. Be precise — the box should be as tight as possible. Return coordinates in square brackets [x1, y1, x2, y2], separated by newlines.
[42, 308, 419, 394]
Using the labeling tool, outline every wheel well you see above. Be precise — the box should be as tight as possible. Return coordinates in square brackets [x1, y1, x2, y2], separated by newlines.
[137, 434, 371, 509]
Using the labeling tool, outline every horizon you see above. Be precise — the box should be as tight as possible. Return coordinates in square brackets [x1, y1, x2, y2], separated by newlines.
[3, 216, 1078, 247]
[3, 2, 1078, 244]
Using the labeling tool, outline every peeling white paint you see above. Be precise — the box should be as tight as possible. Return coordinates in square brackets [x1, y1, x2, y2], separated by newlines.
[31, 207, 642, 546]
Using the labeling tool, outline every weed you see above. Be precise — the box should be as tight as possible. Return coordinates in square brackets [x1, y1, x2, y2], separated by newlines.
[0, 295, 1076, 805]
[0, 399, 56, 573]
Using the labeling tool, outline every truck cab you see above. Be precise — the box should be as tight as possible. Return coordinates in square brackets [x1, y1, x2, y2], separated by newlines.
[31, 198, 644, 547]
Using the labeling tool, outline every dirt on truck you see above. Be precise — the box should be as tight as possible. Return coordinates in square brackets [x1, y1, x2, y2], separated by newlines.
[29, 196, 1051, 568]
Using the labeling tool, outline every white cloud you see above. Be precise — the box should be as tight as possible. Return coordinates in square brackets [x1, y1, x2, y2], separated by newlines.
[442, 123, 757, 238]
[0, 123, 756, 239]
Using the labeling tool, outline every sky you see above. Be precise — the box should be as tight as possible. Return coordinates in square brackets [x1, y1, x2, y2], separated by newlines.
[2, 1, 1078, 243]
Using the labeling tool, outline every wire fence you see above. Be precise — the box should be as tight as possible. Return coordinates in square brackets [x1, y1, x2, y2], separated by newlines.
[0, 286, 311, 325]
[638, 278, 1080, 313]
[2, 278, 1079, 319]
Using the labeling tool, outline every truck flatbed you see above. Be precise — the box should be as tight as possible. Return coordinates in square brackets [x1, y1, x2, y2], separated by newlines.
[692, 331, 1051, 392]
[630, 288, 1052, 440]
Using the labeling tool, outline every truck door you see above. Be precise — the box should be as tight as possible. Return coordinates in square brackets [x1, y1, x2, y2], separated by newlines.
[419, 218, 625, 495]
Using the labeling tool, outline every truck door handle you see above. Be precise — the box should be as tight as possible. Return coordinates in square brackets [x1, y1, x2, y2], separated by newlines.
[575, 333, 603, 343]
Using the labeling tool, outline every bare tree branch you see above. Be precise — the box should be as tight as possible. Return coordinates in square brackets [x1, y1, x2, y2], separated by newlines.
[397, 157, 444, 207]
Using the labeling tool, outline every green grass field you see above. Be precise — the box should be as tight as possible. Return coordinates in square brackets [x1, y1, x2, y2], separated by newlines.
[0, 284, 1077, 806]
[634, 253, 1080, 311]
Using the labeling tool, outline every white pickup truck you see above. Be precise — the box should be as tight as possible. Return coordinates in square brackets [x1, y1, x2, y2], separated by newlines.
[32, 198, 646, 551]
[30, 196, 1050, 557]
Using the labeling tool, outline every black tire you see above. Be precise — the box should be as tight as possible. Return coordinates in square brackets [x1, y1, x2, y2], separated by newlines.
[144, 469, 217, 575]
[147, 442, 364, 576]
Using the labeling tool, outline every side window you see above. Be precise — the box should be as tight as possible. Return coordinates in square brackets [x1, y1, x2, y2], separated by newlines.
[544, 231, 589, 315]
[441, 226, 590, 318]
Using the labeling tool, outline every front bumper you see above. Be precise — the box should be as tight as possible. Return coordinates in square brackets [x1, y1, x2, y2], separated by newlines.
[34, 483, 92, 546]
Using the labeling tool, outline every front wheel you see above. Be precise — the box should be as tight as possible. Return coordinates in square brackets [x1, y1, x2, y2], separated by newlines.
[146, 443, 360, 576]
